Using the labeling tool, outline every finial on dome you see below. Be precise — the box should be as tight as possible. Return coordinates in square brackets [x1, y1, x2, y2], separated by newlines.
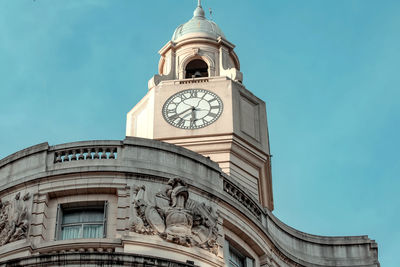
[193, 0, 205, 18]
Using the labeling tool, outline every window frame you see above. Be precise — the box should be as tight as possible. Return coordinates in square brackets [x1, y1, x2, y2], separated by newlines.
[55, 201, 108, 240]
[224, 239, 254, 267]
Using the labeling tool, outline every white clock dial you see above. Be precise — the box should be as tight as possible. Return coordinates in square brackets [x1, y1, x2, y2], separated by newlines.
[162, 89, 223, 129]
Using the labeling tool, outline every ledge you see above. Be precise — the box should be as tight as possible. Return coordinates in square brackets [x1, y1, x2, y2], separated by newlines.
[34, 238, 122, 253]
[0, 142, 48, 168]
[0, 251, 199, 267]
[123, 137, 220, 171]
[266, 209, 376, 246]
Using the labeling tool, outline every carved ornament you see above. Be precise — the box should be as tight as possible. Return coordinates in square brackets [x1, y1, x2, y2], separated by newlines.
[0, 192, 31, 246]
[129, 178, 220, 255]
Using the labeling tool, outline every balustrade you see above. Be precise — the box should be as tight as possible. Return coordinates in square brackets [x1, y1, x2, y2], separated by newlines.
[54, 147, 117, 163]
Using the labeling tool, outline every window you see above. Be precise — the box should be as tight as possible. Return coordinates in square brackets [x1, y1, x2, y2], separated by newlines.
[185, 59, 209, 78]
[55, 201, 107, 240]
[225, 240, 254, 267]
[229, 246, 245, 267]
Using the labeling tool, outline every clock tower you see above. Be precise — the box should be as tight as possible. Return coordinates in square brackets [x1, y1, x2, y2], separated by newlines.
[126, 1, 273, 210]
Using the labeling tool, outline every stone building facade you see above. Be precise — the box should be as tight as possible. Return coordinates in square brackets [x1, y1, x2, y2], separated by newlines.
[0, 2, 379, 267]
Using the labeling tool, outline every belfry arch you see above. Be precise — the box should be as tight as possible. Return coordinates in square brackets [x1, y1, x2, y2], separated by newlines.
[185, 58, 209, 78]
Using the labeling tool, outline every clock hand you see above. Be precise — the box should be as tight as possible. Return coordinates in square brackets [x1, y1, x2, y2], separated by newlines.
[190, 107, 197, 127]
[182, 112, 192, 119]
[182, 107, 197, 120]
[190, 107, 196, 121]
[169, 107, 193, 120]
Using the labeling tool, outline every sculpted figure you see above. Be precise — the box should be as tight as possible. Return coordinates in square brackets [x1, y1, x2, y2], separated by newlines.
[129, 186, 163, 235]
[191, 202, 219, 254]
[0, 200, 7, 231]
[0, 200, 10, 245]
[129, 186, 148, 234]
[0, 192, 30, 246]
[129, 178, 221, 254]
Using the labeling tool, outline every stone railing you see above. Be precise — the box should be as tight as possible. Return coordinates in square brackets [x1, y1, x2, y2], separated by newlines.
[223, 178, 263, 221]
[54, 146, 118, 163]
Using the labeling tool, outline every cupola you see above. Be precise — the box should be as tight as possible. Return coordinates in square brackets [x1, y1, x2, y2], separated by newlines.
[172, 1, 226, 42]
[148, 0, 243, 89]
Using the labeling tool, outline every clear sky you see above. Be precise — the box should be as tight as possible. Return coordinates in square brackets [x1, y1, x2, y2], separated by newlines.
[0, 1, 398, 266]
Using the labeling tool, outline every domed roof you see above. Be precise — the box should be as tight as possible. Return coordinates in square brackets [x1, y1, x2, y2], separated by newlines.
[172, 2, 225, 42]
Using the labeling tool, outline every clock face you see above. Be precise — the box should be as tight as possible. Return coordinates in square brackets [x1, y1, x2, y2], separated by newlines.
[162, 89, 223, 129]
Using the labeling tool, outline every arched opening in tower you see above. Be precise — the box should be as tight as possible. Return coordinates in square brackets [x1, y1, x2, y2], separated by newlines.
[185, 59, 209, 78]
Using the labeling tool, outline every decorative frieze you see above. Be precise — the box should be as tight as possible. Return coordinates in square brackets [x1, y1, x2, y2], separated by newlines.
[129, 178, 220, 255]
[223, 179, 262, 221]
[0, 192, 31, 246]
[179, 78, 209, 84]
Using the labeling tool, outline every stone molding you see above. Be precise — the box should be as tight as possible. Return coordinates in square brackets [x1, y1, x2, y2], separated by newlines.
[223, 178, 262, 221]
[0, 252, 198, 267]
[33, 238, 121, 254]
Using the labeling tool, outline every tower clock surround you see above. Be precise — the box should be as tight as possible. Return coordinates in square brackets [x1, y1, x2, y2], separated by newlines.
[162, 89, 223, 130]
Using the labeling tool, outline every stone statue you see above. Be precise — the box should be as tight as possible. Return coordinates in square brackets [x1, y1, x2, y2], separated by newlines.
[129, 178, 220, 255]
[0, 192, 31, 246]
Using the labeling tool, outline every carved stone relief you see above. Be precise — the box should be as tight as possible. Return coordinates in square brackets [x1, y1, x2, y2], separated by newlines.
[129, 178, 220, 255]
[0, 192, 31, 246]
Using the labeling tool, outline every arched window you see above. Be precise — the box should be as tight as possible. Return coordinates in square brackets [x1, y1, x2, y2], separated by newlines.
[185, 59, 209, 78]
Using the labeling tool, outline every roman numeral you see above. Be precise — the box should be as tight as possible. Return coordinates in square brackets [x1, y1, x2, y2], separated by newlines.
[190, 119, 197, 128]
[210, 105, 220, 110]
[168, 113, 179, 120]
[190, 91, 198, 98]
[176, 118, 185, 127]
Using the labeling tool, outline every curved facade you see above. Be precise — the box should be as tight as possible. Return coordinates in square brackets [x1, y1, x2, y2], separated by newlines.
[0, 139, 378, 266]
[0, 2, 379, 267]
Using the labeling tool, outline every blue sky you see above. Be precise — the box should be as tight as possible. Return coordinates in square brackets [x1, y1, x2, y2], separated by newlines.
[0, 1, 398, 266]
